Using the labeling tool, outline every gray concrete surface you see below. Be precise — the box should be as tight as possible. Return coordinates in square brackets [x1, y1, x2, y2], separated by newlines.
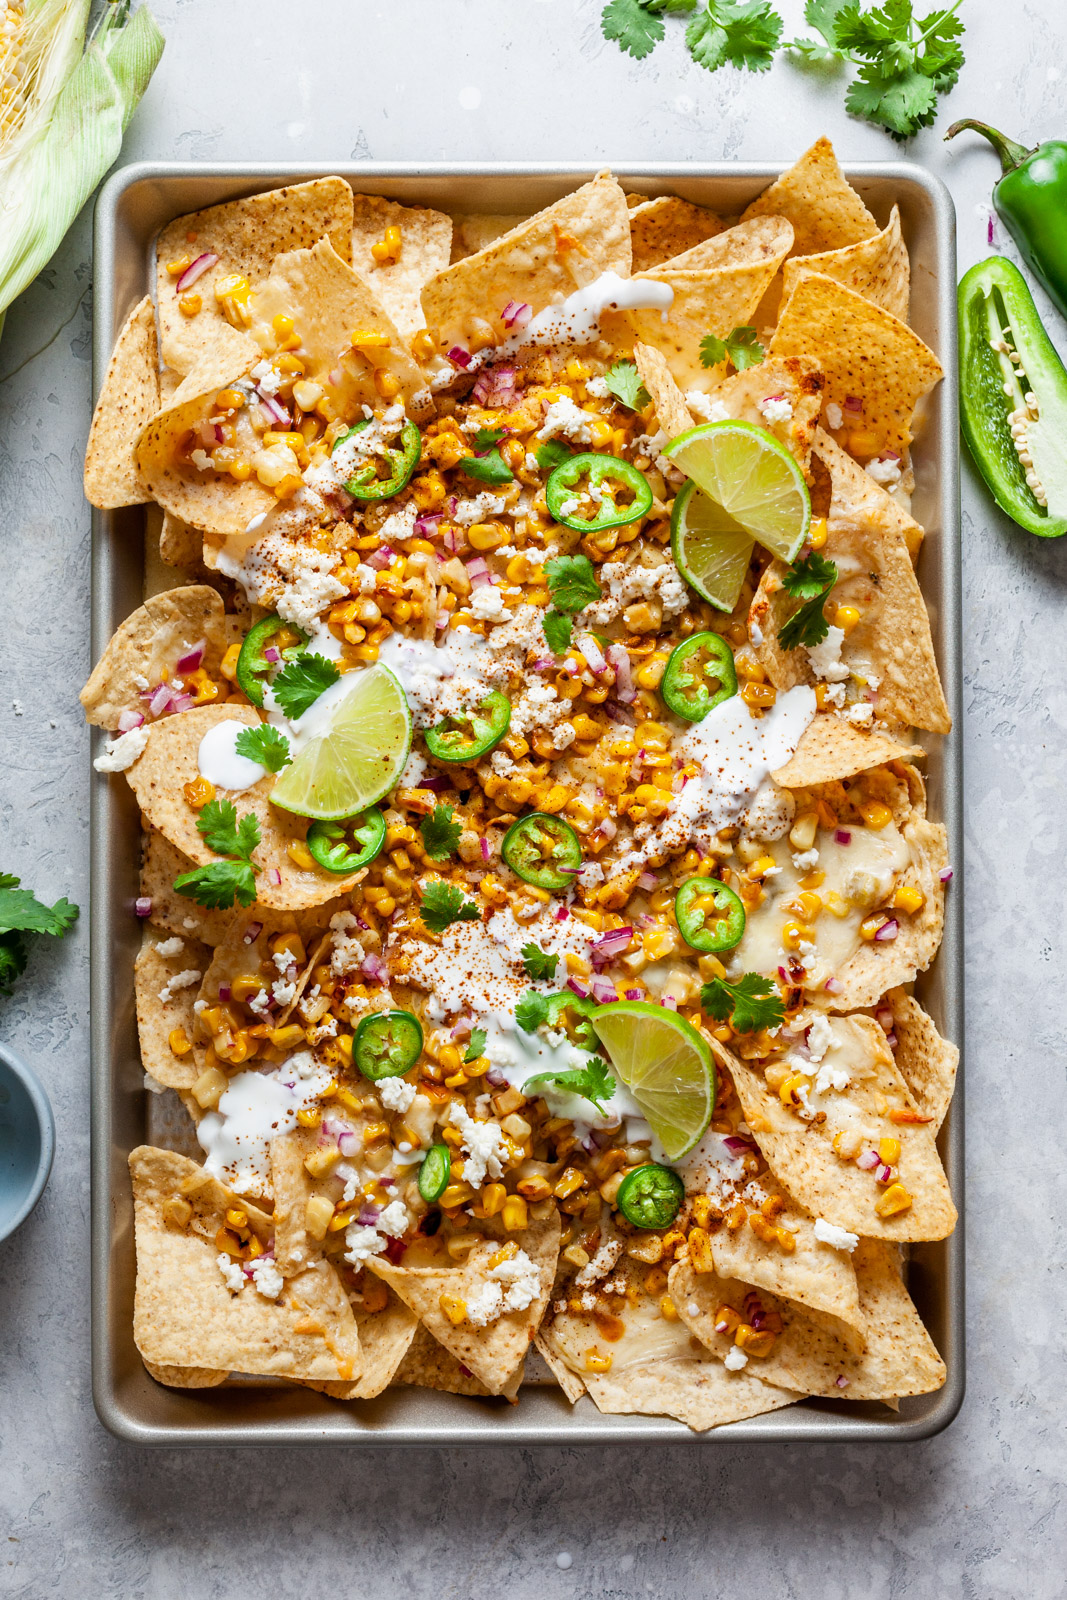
[1, 1, 1064, 1595]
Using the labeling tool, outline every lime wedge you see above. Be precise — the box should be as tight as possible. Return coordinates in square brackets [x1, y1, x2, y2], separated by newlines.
[670, 480, 755, 613]
[665, 420, 810, 565]
[591, 1001, 715, 1161]
[271, 664, 412, 821]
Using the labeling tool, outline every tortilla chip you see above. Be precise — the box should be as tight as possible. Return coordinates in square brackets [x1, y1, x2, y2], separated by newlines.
[533, 1330, 587, 1403]
[123, 703, 367, 911]
[349, 194, 452, 336]
[449, 213, 531, 263]
[708, 1198, 864, 1344]
[143, 1361, 229, 1389]
[80, 586, 228, 731]
[702, 354, 824, 474]
[633, 342, 694, 439]
[422, 173, 632, 352]
[84, 295, 158, 508]
[890, 992, 958, 1134]
[155, 177, 355, 375]
[670, 1244, 945, 1401]
[583, 1355, 798, 1432]
[772, 714, 924, 789]
[393, 1324, 523, 1400]
[715, 1016, 957, 1242]
[135, 924, 210, 1091]
[628, 195, 725, 273]
[159, 511, 204, 570]
[306, 1286, 420, 1401]
[770, 275, 943, 459]
[782, 205, 909, 323]
[368, 1210, 560, 1395]
[141, 830, 234, 946]
[656, 215, 792, 275]
[742, 138, 878, 258]
[837, 815, 949, 1006]
[269, 1131, 316, 1275]
[129, 1145, 361, 1382]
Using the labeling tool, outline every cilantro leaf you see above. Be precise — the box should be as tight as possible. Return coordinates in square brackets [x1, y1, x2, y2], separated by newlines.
[521, 942, 560, 982]
[270, 653, 340, 721]
[173, 859, 258, 911]
[234, 723, 291, 773]
[545, 554, 601, 614]
[514, 989, 599, 1050]
[0, 885, 79, 938]
[0, 931, 28, 997]
[524, 1055, 617, 1114]
[845, 61, 938, 136]
[603, 360, 651, 412]
[473, 427, 506, 448]
[420, 880, 480, 935]
[601, 0, 667, 59]
[535, 440, 572, 472]
[464, 1027, 487, 1064]
[462, 448, 514, 486]
[700, 973, 784, 1034]
[514, 990, 549, 1034]
[420, 804, 463, 862]
[699, 325, 765, 371]
[196, 799, 262, 863]
[799, 0, 851, 49]
[542, 608, 574, 656]
[777, 553, 838, 651]
[686, 0, 783, 73]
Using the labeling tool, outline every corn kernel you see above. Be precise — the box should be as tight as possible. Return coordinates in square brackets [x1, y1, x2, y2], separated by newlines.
[480, 1183, 507, 1217]
[183, 775, 215, 809]
[860, 913, 890, 941]
[287, 840, 317, 871]
[741, 681, 777, 708]
[860, 801, 893, 830]
[296, 1106, 322, 1130]
[440, 1182, 476, 1208]
[178, 292, 202, 316]
[439, 1293, 468, 1326]
[502, 1195, 529, 1232]
[162, 1196, 193, 1230]
[878, 1136, 902, 1166]
[191, 1066, 227, 1110]
[687, 1226, 715, 1274]
[834, 604, 861, 635]
[892, 884, 925, 915]
[268, 1023, 305, 1049]
[168, 1026, 192, 1057]
[735, 1324, 775, 1357]
[659, 1295, 679, 1321]
[584, 1350, 612, 1374]
[875, 1182, 913, 1218]
[713, 1304, 741, 1335]
[808, 516, 828, 549]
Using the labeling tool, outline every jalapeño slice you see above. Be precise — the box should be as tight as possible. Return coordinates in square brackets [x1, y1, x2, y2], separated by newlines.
[418, 1144, 451, 1204]
[236, 614, 310, 707]
[675, 877, 746, 953]
[424, 690, 510, 762]
[305, 808, 387, 874]
[546, 452, 654, 532]
[353, 1009, 423, 1081]
[502, 813, 582, 892]
[660, 632, 738, 722]
[615, 1164, 685, 1230]
[331, 416, 421, 502]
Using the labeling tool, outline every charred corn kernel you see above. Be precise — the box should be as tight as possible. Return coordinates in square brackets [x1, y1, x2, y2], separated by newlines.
[440, 1182, 475, 1209]
[860, 801, 893, 830]
[517, 1175, 553, 1202]
[224, 1208, 248, 1232]
[437, 1044, 462, 1075]
[761, 1194, 786, 1219]
[304, 1195, 334, 1241]
[808, 516, 828, 550]
[687, 1226, 715, 1274]
[893, 884, 926, 915]
[832, 1128, 864, 1160]
[501, 1114, 532, 1140]
[268, 1023, 305, 1049]
[215, 1227, 244, 1258]
[860, 913, 890, 941]
[585, 1350, 613, 1374]
[562, 1243, 590, 1271]
[790, 891, 823, 922]
[191, 1066, 227, 1110]
[714, 1303, 741, 1335]
[553, 1167, 586, 1200]
[480, 1183, 507, 1217]
[502, 1195, 529, 1232]
[350, 328, 390, 349]
[183, 775, 215, 809]
[782, 921, 812, 951]
[411, 328, 437, 360]
[363, 1121, 390, 1145]
[878, 1136, 902, 1166]
[296, 1106, 322, 1130]
[741, 680, 777, 708]
[439, 1293, 468, 1326]
[162, 1196, 193, 1229]
[488, 1241, 518, 1270]
[875, 1182, 913, 1218]
[304, 1146, 341, 1179]
[834, 604, 861, 635]
[660, 1229, 687, 1259]
[735, 1324, 775, 1357]
[659, 1295, 679, 1321]
[779, 1072, 810, 1107]
[691, 1194, 718, 1230]
[168, 1026, 193, 1058]
[178, 292, 202, 316]
[374, 367, 400, 401]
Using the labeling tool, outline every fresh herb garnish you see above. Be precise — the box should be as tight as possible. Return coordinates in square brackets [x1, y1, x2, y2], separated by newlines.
[544, 554, 602, 614]
[514, 989, 599, 1050]
[420, 804, 463, 862]
[173, 800, 261, 910]
[270, 653, 340, 721]
[473, 427, 506, 448]
[603, 359, 651, 412]
[777, 552, 839, 650]
[0, 873, 78, 998]
[464, 1027, 488, 1064]
[419, 879, 481, 934]
[524, 1055, 617, 1114]
[195, 799, 261, 862]
[699, 325, 765, 372]
[700, 972, 785, 1034]
[686, 0, 783, 72]
[462, 447, 514, 486]
[521, 942, 560, 982]
[234, 723, 291, 773]
[535, 439, 573, 472]
[542, 609, 574, 656]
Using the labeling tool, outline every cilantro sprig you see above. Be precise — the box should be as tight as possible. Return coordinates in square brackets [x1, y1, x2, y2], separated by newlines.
[420, 804, 463, 862]
[542, 610, 574, 656]
[699, 325, 765, 372]
[515, 989, 599, 1051]
[542, 553, 602, 658]
[0, 873, 79, 998]
[603, 360, 651, 412]
[463, 429, 514, 486]
[419, 880, 480, 935]
[521, 942, 560, 982]
[700, 973, 785, 1034]
[173, 800, 262, 910]
[776, 552, 838, 651]
[464, 1027, 487, 1064]
[603, 0, 781, 72]
[270, 653, 340, 721]
[234, 723, 291, 773]
[524, 1055, 617, 1114]
[535, 440, 572, 473]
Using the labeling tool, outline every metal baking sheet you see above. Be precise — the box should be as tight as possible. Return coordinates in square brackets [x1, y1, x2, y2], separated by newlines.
[90, 161, 963, 1445]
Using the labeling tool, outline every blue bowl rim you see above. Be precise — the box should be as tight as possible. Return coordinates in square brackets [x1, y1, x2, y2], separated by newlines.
[0, 1038, 56, 1243]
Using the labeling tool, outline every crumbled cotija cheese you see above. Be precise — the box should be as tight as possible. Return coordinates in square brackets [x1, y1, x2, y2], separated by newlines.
[94, 725, 149, 772]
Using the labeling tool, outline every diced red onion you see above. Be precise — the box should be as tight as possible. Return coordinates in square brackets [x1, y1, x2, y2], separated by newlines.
[170, 694, 196, 714]
[338, 1131, 360, 1158]
[268, 868, 282, 886]
[366, 545, 394, 570]
[420, 774, 452, 793]
[875, 1005, 894, 1033]
[176, 251, 218, 292]
[472, 365, 518, 407]
[857, 1148, 879, 1170]
[834, 829, 852, 845]
[637, 872, 659, 891]
[578, 634, 607, 674]
[843, 394, 863, 413]
[218, 984, 231, 1002]
[723, 1135, 755, 1152]
[466, 555, 491, 587]
[450, 1017, 473, 1039]
[590, 975, 618, 1004]
[778, 965, 790, 984]
[566, 976, 590, 999]
[885, 1032, 898, 1049]
[414, 512, 442, 539]
[361, 953, 388, 983]
[242, 921, 263, 944]
[661, 995, 679, 1011]
[625, 988, 643, 1001]
[596, 816, 618, 843]
[874, 918, 899, 942]
[258, 392, 291, 427]
[836, 1375, 850, 1389]
[480, 837, 491, 862]
[357, 1205, 381, 1226]
[882, 449, 901, 462]
[501, 300, 532, 329]
[987, 214, 995, 246]
[263, 645, 281, 664]
[590, 925, 632, 966]
[443, 525, 464, 555]
[176, 641, 206, 673]
[554, 906, 569, 921]
[562, 656, 579, 677]
[939, 867, 953, 882]
[378, 1177, 396, 1190]
[605, 643, 634, 703]
[447, 345, 472, 368]
[134, 896, 152, 918]
[581, 1134, 598, 1154]
[824, 975, 843, 994]
[486, 1066, 508, 1087]
[117, 708, 144, 733]
[875, 1163, 894, 1184]
[148, 685, 172, 718]
[603, 700, 636, 726]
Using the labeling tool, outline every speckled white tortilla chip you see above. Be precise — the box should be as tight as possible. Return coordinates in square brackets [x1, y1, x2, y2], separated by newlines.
[772, 714, 924, 789]
[84, 295, 158, 508]
[629, 195, 725, 273]
[80, 586, 228, 731]
[393, 1324, 524, 1400]
[633, 342, 693, 439]
[583, 1354, 799, 1432]
[135, 924, 210, 1091]
[890, 991, 958, 1135]
[782, 205, 909, 322]
[143, 1361, 229, 1388]
[140, 831, 235, 946]
[742, 138, 878, 258]
[349, 194, 452, 336]
[702, 354, 824, 475]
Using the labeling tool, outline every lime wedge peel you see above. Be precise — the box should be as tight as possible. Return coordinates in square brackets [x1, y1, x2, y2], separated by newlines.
[270, 663, 413, 821]
[590, 1000, 715, 1162]
[670, 480, 755, 614]
[665, 420, 811, 567]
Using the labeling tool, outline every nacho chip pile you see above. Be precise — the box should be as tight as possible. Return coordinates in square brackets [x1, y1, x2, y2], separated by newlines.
[85, 141, 957, 1429]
